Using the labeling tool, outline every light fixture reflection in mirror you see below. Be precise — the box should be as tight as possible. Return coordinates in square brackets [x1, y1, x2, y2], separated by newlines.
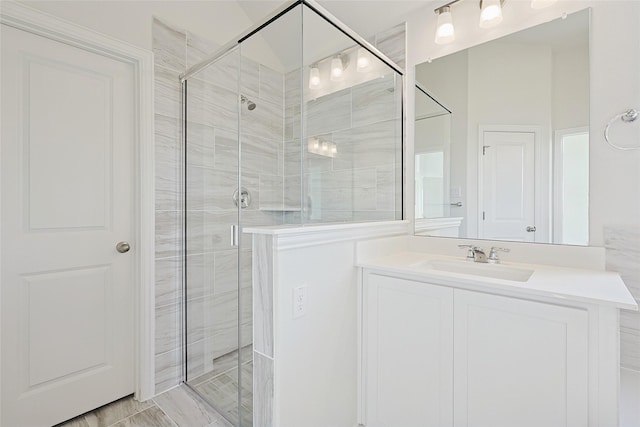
[415, 8, 590, 246]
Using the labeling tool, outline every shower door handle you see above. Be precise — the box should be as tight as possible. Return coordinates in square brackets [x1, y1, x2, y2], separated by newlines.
[231, 224, 239, 247]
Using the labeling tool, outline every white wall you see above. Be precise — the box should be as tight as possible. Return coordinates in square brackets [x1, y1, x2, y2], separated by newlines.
[553, 45, 590, 130]
[274, 241, 358, 427]
[21, 0, 284, 70]
[406, 0, 640, 246]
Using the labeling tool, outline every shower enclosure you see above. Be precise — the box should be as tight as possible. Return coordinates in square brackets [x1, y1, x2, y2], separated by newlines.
[180, 1, 403, 425]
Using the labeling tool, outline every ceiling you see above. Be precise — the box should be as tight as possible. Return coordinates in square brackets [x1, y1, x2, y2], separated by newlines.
[235, 0, 428, 72]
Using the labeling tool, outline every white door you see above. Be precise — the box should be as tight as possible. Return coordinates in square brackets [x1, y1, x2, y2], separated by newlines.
[1, 24, 135, 427]
[479, 130, 535, 241]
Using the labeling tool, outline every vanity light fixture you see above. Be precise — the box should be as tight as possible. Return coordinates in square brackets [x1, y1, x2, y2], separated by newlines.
[433, 0, 508, 44]
[530, 0, 557, 9]
[309, 64, 320, 89]
[479, 0, 504, 28]
[330, 55, 348, 81]
[434, 5, 455, 44]
[307, 137, 337, 158]
[356, 47, 372, 72]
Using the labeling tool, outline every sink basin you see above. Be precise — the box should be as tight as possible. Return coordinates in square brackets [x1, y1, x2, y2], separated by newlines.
[413, 259, 534, 282]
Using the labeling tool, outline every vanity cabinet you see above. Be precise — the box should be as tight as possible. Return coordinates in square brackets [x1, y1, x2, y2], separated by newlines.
[361, 271, 590, 427]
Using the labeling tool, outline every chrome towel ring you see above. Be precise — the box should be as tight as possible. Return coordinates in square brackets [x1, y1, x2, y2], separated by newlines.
[604, 109, 640, 151]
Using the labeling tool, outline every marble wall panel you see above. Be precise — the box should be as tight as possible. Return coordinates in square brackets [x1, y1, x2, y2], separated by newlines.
[153, 19, 186, 72]
[155, 211, 181, 259]
[155, 302, 181, 355]
[155, 256, 183, 307]
[186, 210, 238, 254]
[253, 352, 274, 427]
[374, 23, 406, 70]
[306, 89, 352, 136]
[186, 31, 220, 69]
[185, 252, 215, 302]
[242, 133, 281, 177]
[153, 17, 185, 394]
[605, 226, 640, 372]
[186, 78, 238, 131]
[155, 348, 182, 394]
[332, 119, 400, 171]
[213, 128, 239, 174]
[185, 121, 216, 169]
[253, 234, 273, 357]
[259, 64, 284, 107]
[260, 175, 284, 209]
[241, 97, 283, 140]
[351, 74, 399, 128]
[155, 66, 182, 119]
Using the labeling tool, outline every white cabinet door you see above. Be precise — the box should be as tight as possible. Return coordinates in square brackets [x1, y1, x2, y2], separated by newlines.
[453, 289, 588, 427]
[364, 273, 454, 427]
[1, 23, 136, 427]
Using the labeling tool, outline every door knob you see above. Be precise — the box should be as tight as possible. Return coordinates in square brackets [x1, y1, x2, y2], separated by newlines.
[116, 242, 131, 253]
[526, 226, 537, 232]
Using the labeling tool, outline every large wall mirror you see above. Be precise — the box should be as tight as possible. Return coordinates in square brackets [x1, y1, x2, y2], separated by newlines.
[415, 8, 590, 245]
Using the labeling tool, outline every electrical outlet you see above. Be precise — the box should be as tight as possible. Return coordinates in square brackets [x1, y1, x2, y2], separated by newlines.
[293, 285, 307, 319]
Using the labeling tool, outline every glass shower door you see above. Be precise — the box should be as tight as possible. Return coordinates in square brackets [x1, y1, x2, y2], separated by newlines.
[184, 47, 243, 424]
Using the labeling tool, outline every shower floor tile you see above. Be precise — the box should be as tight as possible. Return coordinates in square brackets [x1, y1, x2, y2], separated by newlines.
[192, 359, 253, 427]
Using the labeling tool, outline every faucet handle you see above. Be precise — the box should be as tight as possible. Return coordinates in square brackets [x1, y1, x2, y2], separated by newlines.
[458, 244, 475, 261]
[488, 247, 510, 263]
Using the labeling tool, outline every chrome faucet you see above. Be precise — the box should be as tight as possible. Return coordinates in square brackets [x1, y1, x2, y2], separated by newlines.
[458, 245, 488, 263]
[488, 247, 510, 264]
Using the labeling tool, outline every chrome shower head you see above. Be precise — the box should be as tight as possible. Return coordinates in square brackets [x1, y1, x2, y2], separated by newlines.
[241, 95, 257, 111]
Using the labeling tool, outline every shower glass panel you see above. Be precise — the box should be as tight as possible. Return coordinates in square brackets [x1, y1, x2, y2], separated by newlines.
[182, 2, 403, 426]
[184, 46, 243, 423]
[301, 7, 403, 223]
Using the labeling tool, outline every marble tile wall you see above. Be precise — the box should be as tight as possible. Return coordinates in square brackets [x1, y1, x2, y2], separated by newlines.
[153, 18, 186, 395]
[604, 226, 640, 372]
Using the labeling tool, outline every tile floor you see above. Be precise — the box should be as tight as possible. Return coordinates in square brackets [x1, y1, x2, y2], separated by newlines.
[55, 386, 232, 427]
[55, 366, 640, 427]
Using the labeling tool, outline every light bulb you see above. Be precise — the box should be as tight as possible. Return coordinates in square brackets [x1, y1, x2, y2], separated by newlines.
[321, 142, 328, 151]
[434, 6, 455, 45]
[331, 145, 337, 154]
[313, 139, 319, 149]
[357, 48, 371, 72]
[330, 56, 343, 81]
[479, 0, 503, 28]
[309, 65, 320, 89]
[530, 0, 556, 9]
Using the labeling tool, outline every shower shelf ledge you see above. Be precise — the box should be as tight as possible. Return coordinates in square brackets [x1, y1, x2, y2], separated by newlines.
[259, 205, 302, 212]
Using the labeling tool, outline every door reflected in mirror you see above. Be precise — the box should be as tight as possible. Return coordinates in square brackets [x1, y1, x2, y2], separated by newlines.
[414, 8, 590, 245]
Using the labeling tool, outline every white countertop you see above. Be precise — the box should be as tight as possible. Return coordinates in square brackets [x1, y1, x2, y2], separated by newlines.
[359, 251, 638, 311]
